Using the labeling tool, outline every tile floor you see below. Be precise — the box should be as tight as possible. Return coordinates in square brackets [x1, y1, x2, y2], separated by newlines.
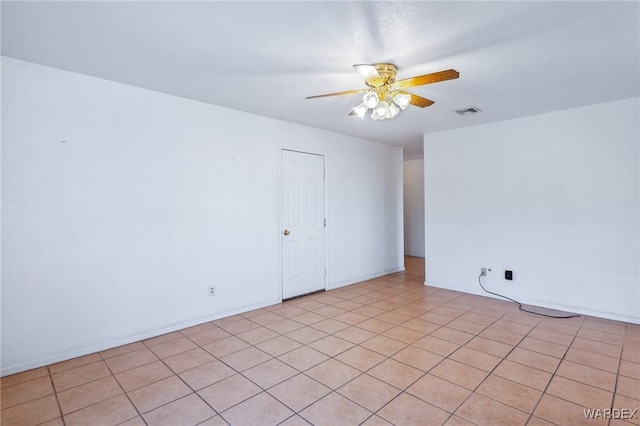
[2, 256, 639, 426]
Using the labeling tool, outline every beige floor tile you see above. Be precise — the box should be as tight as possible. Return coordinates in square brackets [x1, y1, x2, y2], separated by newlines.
[391, 346, 443, 371]
[338, 373, 401, 412]
[517, 336, 568, 358]
[99, 341, 146, 359]
[571, 337, 623, 359]
[565, 347, 620, 373]
[127, 375, 191, 413]
[52, 361, 112, 392]
[455, 345, 503, 371]
[413, 335, 460, 357]
[178, 359, 235, 390]
[307, 335, 354, 357]
[249, 311, 286, 325]
[361, 415, 394, 426]
[546, 375, 613, 408]
[285, 327, 328, 345]
[407, 373, 471, 412]
[143, 393, 215, 426]
[220, 346, 272, 371]
[256, 335, 303, 357]
[6, 257, 634, 426]
[456, 393, 528, 426]
[151, 337, 198, 359]
[332, 311, 368, 325]
[612, 394, 640, 425]
[278, 346, 330, 371]
[464, 336, 512, 358]
[186, 326, 232, 346]
[431, 327, 474, 345]
[198, 374, 262, 412]
[556, 359, 617, 392]
[577, 327, 624, 346]
[378, 392, 450, 426]
[313, 305, 347, 318]
[382, 326, 425, 343]
[0, 376, 54, 409]
[492, 360, 552, 391]
[242, 358, 298, 389]
[333, 326, 377, 344]
[368, 358, 424, 390]
[357, 318, 396, 333]
[401, 318, 441, 334]
[476, 374, 542, 413]
[310, 318, 350, 334]
[447, 318, 487, 335]
[222, 392, 294, 426]
[163, 347, 215, 374]
[534, 394, 607, 426]
[0, 367, 49, 389]
[202, 335, 250, 358]
[142, 331, 183, 347]
[619, 360, 640, 380]
[115, 360, 173, 392]
[430, 359, 488, 390]
[218, 317, 261, 334]
[352, 305, 386, 317]
[360, 335, 407, 357]
[104, 348, 159, 374]
[57, 376, 123, 414]
[268, 373, 331, 412]
[616, 375, 640, 399]
[265, 318, 305, 334]
[479, 326, 524, 346]
[1, 395, 61, 426]
[335, 346, 386, 372]
[63, 394, 138, 426]
[304, 359, 361, 389]
[506, 347, 561, 373]
[300, 392, 372, 426]
[49, 353, 103, 374]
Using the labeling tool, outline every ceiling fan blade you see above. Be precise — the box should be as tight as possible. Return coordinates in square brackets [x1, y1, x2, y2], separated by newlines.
[400, 91, 435, 108]
[353, 64, 380, 85]
[306, 89, 366, 99]
[391, 69, 459, 90]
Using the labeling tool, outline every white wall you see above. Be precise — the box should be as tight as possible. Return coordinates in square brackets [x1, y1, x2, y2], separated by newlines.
[1, 57, 404, 375]
[403, 159, 425, 257]
[424, 97, 639, 324]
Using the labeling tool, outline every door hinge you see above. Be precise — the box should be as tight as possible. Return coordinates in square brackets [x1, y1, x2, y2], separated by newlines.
[324, 269, 327, 278]
[323, 219, 326, 227]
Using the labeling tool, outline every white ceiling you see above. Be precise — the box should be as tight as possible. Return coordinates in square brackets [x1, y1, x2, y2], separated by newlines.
[2, 1, 639, 159]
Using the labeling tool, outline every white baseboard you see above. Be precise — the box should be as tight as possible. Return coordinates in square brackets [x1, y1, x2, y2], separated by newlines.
[1, 299, 280, 377]
[425, 281, 640, 325]
[328, 266, 405, 290]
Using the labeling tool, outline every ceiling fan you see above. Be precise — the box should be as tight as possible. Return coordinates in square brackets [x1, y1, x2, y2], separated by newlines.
[306, 63, 459, 120]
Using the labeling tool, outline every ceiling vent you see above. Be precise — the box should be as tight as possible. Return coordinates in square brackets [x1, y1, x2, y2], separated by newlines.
[455, 107, 481, 116]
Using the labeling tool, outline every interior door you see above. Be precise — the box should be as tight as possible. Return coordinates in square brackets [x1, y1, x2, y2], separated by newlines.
[281, 150, 326, 299]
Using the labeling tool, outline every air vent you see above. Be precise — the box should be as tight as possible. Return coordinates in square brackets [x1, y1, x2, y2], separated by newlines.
[455, 107, 482, 116]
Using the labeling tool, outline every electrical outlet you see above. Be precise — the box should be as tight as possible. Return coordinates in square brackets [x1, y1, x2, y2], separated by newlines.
[505, 270, 513, 281]
[481, 267, 491, 276]
[208, 286, 216, 296]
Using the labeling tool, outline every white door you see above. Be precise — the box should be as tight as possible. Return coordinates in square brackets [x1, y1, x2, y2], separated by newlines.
[281, 150, 326, 299]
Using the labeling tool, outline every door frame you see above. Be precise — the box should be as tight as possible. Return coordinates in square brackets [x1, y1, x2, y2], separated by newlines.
[278, 147, 329, 301]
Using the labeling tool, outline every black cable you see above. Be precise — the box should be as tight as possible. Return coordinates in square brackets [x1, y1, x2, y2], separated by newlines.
[478, 273, 579, 319]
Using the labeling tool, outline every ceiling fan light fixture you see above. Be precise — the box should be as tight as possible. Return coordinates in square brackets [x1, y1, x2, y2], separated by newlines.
[353, 103, 368, 119]
[362, 91, 379, 109]
[372, 100, 390, 120]
[388, 102, 400, 118]
[393, 92, 411, 110]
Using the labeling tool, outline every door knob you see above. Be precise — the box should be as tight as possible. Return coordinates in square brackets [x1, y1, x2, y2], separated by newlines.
[283, 229, 290, 236]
